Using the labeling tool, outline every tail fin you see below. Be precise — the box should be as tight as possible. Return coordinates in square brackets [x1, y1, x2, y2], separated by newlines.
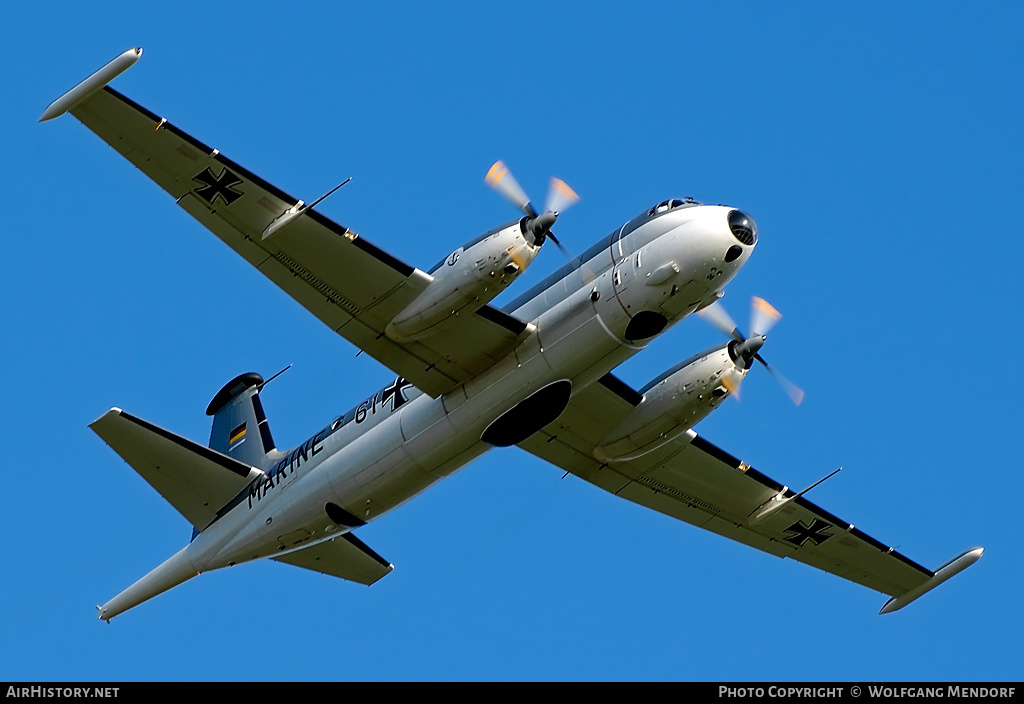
[207, 372, 277, 470]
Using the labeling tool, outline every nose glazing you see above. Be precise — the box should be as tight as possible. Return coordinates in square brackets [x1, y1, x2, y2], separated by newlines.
[727, 209, 758, 246]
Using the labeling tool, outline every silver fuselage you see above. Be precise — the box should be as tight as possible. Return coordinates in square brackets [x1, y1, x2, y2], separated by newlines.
[100, 203, 753, 617]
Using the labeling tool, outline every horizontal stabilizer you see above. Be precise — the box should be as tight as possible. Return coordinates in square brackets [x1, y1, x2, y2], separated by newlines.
[90, 408, 263, 531]
[273, 533, 394, 586]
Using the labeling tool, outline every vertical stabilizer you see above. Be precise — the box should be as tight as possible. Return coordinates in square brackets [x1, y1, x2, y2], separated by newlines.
[207, 372, 277, 470]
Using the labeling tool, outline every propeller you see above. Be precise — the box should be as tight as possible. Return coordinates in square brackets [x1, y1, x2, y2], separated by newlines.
[485, 160, 579, 247]
[698, 296, 804, 405]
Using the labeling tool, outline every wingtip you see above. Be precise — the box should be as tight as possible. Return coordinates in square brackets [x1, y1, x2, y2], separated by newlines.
[89, 407, 123, 428]
[40, 47, 143, 122]
[879, 546, 984, 614]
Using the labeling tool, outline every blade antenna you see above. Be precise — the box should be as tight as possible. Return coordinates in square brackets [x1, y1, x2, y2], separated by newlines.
[258, 364, 292, 391]
[306, 177, 352, 210]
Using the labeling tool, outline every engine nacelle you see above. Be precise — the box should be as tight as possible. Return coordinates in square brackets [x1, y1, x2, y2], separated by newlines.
[386, 221, 539, 342]
[594, 344, 746, 462]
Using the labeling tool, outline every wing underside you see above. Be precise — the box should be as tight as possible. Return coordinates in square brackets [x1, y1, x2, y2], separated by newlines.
[67, 86, 528, 397]
[519, 375, 977, 607]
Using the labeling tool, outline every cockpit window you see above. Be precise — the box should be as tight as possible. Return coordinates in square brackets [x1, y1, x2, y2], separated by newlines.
[617, 197, 703, 240]
[647, 197, 699, 217]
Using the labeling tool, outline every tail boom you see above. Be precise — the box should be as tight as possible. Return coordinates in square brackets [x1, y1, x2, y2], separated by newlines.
[97, 546, 198, 621]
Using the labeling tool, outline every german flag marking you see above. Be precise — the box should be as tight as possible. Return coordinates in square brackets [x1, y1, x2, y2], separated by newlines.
[229, 422, 247, 445]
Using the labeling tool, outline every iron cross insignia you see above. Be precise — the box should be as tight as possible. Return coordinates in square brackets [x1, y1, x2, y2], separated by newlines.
[784, 518, 833, 547]
[381, 376, 413, 411]
[192, 166, 244, 206]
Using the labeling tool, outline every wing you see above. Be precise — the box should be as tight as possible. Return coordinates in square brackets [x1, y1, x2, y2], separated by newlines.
[62, 84, 527, 397]
[90, 408, 263, 532]
[273, 533, 394, 586]
[518, 375, 982, 613]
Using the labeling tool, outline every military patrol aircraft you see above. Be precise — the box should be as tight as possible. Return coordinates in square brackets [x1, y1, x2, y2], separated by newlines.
[43, 49, 982, 621]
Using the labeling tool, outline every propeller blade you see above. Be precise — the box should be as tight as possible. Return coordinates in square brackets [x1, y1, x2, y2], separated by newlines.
[485, 160, 537, 217]
[545, 177, 579, 215]
[750, 296, 782, 337]
[721, 373, 742, 402]
[755, 355, 805, 406]
[700, 295, 803, 405]
[698, 300, 744, 341]
[549, 234, 572, 258]
[553, 236, 595, 281]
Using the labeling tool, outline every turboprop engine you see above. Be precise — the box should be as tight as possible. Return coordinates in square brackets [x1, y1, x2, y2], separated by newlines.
[594, 297, 802, 463]
[594, 341, 750, 462]
[385, 221, 541, 342]
[385, 160, 578, 343]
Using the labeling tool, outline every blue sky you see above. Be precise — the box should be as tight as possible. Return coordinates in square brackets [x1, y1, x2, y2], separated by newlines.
[3, 2, 1022, 681]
